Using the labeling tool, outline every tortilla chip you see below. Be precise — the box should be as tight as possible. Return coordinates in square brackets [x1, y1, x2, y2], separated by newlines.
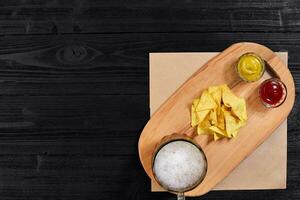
[209, 126, 226, 136]
[196, 110, 210, 124]
[217, 108, 225, 130]
[191, 84, 247, 140]
[208, 85, 223, 111]
[197, 117, 211, 135]
[213, 133, 224, 141]
[191, 105, 199, 127]
[231, 98, 247, 122]
[224, 111, 243, 138]
[196, 90, 217, 111]
[192, 98, 200, 108]
[209, 109, 218, 125]
[197, 125, 208, 135]
[231, 130, 239, 138]
[222, 86, 237, 107]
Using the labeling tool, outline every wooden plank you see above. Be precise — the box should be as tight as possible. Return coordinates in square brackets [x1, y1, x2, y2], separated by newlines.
[0, 0, 292, 34]
[0, 95, 148, 133]
[0, 33, 300, 93]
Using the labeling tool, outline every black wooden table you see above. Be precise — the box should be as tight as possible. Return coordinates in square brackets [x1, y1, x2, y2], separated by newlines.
[0, 1, 299, 199]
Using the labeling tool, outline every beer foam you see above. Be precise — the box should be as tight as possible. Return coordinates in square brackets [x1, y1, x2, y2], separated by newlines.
[153, 141, 206, 192]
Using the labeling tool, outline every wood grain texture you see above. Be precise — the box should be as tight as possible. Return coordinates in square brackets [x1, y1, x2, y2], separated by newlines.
[0, 33, 296, 200]
[0, 8, 297, 198]
[0, 0, 299, 34]
[139, 42, 295, 196]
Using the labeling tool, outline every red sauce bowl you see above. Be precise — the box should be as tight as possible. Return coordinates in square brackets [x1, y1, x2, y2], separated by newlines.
[259, 78, 287, 108]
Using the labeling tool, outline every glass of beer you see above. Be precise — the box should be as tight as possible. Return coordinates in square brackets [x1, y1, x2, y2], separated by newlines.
[152, 134, 207, 200]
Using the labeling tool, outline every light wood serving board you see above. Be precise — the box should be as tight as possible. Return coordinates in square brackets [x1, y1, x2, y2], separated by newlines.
[138, 42, 295, 197]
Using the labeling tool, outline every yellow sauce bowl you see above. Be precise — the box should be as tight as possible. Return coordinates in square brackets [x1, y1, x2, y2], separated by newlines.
[236, 52, 265, 82]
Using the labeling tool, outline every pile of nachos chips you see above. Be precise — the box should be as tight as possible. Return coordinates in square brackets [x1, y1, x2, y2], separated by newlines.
[191, 84, 247, 141]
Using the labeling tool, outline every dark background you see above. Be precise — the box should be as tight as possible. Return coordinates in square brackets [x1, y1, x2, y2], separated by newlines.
[0, 0, 298, 199]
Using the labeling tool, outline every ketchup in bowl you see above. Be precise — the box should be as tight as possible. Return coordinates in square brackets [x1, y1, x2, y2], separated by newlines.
[259, 78, 287, 108]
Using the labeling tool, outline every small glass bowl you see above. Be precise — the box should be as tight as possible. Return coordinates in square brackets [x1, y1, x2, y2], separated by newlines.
[259, 78, 287, 108]
[236, 52, 265, 82]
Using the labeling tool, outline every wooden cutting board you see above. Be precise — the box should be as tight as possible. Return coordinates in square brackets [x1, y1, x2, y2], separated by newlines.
[138, 42, 295, 197]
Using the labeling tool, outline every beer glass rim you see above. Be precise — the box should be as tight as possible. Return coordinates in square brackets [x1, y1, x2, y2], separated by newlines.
[151, 134, 208, 193]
